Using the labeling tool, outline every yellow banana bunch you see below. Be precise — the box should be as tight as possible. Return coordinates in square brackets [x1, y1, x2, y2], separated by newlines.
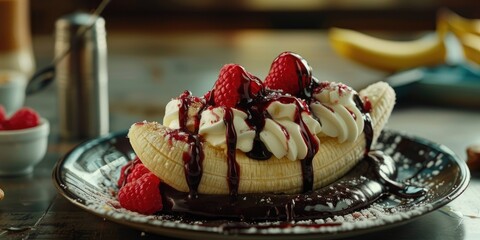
[128, 82, 395, 194]
[328, 27, 446, 72]
[439, 9, 480, 65]
[439, 9, 480, 37]
[461, 34, 480, 65]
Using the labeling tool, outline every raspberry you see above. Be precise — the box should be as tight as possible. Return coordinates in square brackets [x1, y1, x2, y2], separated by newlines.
[6, 107, 40, 130]
[117, 157, 145, 187]
[126, 162, 151, 183]
[117, 158, 136, 187]
[118, 172, 163, 215]
[213, 64, 262, 107]
[264, 52, 312, 96]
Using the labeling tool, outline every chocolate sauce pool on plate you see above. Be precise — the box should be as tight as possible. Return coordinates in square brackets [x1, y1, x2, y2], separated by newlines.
[160, 150, 423, 221]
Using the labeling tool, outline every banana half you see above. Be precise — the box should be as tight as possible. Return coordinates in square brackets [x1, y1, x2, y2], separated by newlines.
[128, 82, 395, 195]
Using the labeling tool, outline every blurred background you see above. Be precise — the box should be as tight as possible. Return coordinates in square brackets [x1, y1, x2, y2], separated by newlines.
[20, 0, 480, 129]
[0, 0, 475, 132]
[31, 0, 480, 34]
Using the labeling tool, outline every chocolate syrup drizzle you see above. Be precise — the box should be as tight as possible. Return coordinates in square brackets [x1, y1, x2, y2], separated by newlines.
[183, 135, 204, 198]
[224, 108, 240, 196]
[161, 55, 426, 221]
[177, 91, 205, 198]
[354, 94, 373, 155]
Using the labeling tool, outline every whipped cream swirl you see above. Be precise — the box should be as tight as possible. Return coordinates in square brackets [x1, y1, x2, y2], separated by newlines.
[260, 101, 321, 161]
[164, 98, 256, 152]
[163, 96, 322, 161]
[310, 82, 364, 143]
[163, 81, 365, 160]
[163, 99, 204, 133]
[198, 107, 255, 152]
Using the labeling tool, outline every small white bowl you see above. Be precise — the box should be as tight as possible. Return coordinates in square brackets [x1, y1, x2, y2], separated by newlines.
[0, 70, 27, 115]
[0, 118, 50, 176]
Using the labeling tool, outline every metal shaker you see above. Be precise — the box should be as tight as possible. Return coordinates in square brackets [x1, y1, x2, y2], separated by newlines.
[55, 13, 109, 139]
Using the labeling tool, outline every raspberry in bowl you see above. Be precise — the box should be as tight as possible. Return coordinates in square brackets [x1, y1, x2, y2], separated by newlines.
[0, 106, 50, 176]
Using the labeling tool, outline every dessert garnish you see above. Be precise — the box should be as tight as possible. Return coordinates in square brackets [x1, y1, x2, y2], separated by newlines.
[117, 158, 162, 215]
[118, 51, 426, 221]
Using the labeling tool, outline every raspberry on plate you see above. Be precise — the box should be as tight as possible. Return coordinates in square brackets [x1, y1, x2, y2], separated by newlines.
[126, 162, 151, 183]
[118, 172, 163, 215]
[117, 157, 140, 187]
[117, 157, 152, 187]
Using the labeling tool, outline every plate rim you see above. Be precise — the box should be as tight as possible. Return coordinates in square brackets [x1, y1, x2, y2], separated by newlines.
[52, 129, 471, 239]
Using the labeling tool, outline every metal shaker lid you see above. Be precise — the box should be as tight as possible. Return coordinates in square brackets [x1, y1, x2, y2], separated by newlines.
[55, 12, 106, 42]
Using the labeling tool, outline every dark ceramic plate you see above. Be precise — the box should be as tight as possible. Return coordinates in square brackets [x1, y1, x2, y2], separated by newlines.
[52, 130, 470, 240]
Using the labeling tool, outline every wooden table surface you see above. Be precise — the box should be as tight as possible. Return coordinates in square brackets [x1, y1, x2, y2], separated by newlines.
[0, 30, 479, 240]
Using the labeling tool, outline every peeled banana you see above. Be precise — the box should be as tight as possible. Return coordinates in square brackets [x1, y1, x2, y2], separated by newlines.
[328, 27, 446, 72]
[128, 82, 395, 195]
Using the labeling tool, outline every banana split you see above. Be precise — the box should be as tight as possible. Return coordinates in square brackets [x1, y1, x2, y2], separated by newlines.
[117, 52, 424, 221]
